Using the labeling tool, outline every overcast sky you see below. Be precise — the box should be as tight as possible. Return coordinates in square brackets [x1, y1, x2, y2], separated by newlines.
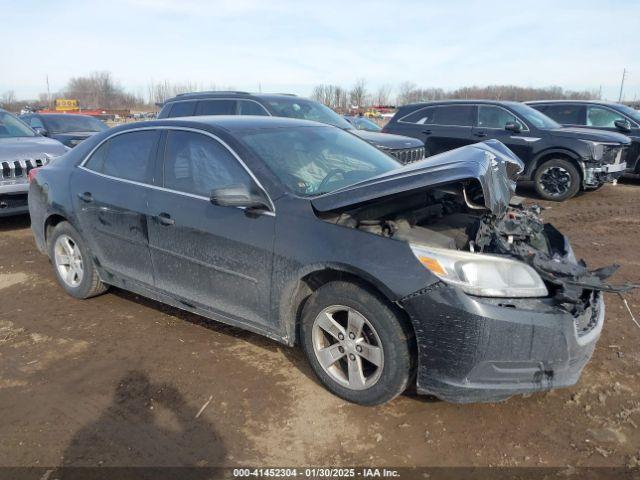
[1, 0, 638, 102]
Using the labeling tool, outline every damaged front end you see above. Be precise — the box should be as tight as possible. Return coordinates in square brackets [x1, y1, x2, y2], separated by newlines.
[314, 140, 632, 402]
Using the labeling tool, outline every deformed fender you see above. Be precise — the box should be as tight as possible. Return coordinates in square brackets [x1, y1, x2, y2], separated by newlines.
[523, 148, 583, 180]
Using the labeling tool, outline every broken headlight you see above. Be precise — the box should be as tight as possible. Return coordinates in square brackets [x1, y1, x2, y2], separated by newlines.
[410, 244, 549, 298]
[580, 140, 617, 161]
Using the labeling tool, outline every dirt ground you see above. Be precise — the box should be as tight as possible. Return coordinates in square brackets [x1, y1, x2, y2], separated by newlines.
[1, 180, 640, 470]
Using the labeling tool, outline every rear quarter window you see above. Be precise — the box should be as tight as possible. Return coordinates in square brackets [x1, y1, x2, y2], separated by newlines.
[194, 100, 237, 116]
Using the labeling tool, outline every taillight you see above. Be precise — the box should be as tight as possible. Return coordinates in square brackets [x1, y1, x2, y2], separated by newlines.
[28, 167, 41, 183]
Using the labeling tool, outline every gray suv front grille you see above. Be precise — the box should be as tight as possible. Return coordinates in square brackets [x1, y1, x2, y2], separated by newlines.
[1, 158, 48, 182]
[388, 146, 425, 164]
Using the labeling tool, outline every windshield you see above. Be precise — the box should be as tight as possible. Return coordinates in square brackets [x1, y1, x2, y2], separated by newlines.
[0, 111, 36, 138]
[350, 116, 382, 132]
[240, 126, 400, 196]
[42, 115, 108, 133]
[509, 103, 561, 129]
[266, 98, 353, 129]
[617, 104, 640, 124]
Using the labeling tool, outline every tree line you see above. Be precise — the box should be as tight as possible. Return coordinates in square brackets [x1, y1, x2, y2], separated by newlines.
[0, 71, 602, 112]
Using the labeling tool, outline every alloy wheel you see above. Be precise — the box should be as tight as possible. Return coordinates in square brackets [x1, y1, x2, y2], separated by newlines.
[539, 166, 572, 197]
[54, 234, 84, 288]
[311, 305, 384, 390]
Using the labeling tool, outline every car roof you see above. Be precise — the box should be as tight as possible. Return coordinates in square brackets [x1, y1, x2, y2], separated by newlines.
[400, 99, 524, 108]
[161, 91, 301, 104]
[35, 113, 96, 118]
[115, 115, 327, 132]
[525, 99, 622, 107]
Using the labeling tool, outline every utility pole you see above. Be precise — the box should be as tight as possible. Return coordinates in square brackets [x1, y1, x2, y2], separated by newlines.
[618, 68, 627, 102]
[46, 75, 51, 109]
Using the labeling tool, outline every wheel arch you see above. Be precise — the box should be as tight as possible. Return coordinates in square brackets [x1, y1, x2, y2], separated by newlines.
[525, 148, 583, 181]
[280, 264, 415, 348]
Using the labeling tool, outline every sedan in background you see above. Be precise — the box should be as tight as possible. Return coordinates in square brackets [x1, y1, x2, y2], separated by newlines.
[527, 100, 640, 175]
[20, 113, 109, 148]
[28, 115, 626, 405]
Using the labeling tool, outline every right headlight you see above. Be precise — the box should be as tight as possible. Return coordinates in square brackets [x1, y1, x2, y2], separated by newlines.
[410, 244, 548, 298]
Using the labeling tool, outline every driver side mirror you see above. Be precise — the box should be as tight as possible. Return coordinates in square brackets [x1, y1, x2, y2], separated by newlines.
[504, 122, 521, 133]
[33, 126, 48, 136]
[210, 184, 270, 211]
[614, 119, 632, 133]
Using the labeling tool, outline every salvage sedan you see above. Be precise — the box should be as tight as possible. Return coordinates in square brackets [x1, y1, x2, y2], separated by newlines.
[28, 116, 626, 405]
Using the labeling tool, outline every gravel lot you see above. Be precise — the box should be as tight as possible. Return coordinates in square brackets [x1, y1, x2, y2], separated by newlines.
[1, 180, 639, 469]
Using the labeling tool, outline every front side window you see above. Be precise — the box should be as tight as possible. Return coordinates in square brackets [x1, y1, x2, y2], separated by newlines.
[540, 104, 585, 125]
[194, 100, 236, 116]
[238, 100, 269, 116]
[163, 130, 252, 197]
[587, 106, 626, 128]
[240, 126, 400, 196]
[509, 103, 560, 129]
[0, 111, 36, 138]
[84, 130, 159, 183]
[477, 105, 525, 130]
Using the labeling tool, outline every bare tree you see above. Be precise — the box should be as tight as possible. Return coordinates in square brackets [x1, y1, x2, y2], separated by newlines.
[349, 79, 368, 108]
[1, 90, 16, 108]
[374, 84, 393, 106]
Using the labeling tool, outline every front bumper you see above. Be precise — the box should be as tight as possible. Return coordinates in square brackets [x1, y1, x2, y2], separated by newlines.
[400, 284, 604, 403]
[0, 183, 29, 217]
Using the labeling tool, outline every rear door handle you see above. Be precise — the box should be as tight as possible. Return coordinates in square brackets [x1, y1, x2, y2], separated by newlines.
[422, 130, 432, 135]
[78, 192, 93, 203]
[474, 131, 487, 138]
[157, 212, 175, 226]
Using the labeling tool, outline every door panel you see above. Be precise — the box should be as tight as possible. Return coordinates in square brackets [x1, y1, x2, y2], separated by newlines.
[71, 129, 160, 284]
[473, 105, 534, 163]
[147, 129, 276, 329]
[71, 169, 154, 285]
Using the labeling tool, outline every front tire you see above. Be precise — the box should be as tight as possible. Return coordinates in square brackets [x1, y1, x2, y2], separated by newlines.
[48, 221, 108, 299]
[300, 281, 414, 405]
[534, 158, 581, 201]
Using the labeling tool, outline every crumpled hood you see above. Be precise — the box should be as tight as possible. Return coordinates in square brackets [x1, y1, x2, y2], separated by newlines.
[311, 140, 524, 217]
[351, 129, 425, 149]
[0, 136, 68, 161]
[549, 127, 631, 144]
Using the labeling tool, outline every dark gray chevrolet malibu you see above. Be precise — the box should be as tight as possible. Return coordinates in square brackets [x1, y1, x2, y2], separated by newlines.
[28, 116, 626, 405]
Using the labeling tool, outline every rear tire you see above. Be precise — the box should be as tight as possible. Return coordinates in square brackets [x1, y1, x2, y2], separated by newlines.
[48, 221, 108, 299]
[534, 158, 581, 201]
[300, 281, 414, 405]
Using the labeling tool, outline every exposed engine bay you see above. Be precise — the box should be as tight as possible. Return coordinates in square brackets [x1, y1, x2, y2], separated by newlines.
[319, 179, 634, 310]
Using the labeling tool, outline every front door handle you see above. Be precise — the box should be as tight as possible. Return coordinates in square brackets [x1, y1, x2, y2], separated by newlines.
[422, 129, 432, 135]
[78, 192, 93, 203]
[474, 131, 487, 138]
[157, 212, 175, 226]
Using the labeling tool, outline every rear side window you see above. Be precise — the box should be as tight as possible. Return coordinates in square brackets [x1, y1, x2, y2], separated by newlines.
[168, 101, 196, 117]
[434, 106, 474, 126]
[539, 104, 585, 125]
[400, 105, 473, 126]
[195, 100, 237, 116]
[84, 130, 159, 183]
[163, 130, 252, 197]
[477, 105, 526, 130]
[400, 107, 436, 124]
[238, 100, 269, 116]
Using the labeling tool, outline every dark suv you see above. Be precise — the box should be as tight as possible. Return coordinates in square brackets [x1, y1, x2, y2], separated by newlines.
[527, 100, 640, 174]
[383, 100, 630, 201]
[158, 91, 425, 164]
